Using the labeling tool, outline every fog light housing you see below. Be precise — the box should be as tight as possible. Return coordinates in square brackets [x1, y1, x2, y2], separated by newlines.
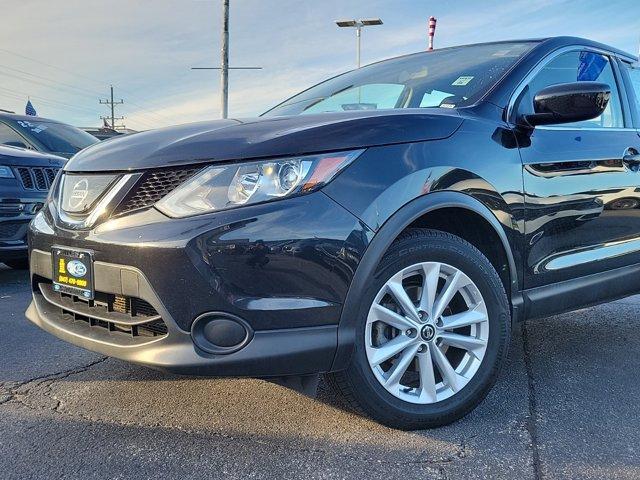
[191, 312, 253, 354]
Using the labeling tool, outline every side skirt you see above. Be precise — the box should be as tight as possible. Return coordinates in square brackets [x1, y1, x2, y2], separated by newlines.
[522, 263, 640, 321]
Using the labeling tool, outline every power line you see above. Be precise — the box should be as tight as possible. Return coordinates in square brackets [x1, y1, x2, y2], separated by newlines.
[0, 87, 157, 128]
[0, 47, 206, 127]
[0, 47, 107, 88]
[0, 70, 96, 101]
[0, 87, 97, 114]
[0, 63, 104, 97]
[0, 69, 160, 128]
[0, 47, 176, 125]
[0, 86, 157, 129]
[117, 97, 173, 124]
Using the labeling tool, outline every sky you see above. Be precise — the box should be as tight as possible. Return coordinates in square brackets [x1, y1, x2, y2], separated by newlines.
[0, 0, 638, 131]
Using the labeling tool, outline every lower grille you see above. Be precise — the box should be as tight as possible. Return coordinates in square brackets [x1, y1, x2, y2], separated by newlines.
[38, 282, 168, 340]
[0, 202, 43, 218]
[0, 203, 24, 218]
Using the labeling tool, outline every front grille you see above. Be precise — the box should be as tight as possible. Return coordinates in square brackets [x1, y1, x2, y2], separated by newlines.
[0, 221, 26, 240]
[113, 166, 202, 215]
[15, 166, 60, 191]
[45, 168, 57, 185]
[38, 282, 168, 340]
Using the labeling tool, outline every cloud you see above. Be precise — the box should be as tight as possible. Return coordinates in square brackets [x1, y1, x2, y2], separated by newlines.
[0, 0, 637, 130]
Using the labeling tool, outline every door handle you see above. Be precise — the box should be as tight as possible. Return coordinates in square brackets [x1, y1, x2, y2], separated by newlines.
[623, 148, 640, 170]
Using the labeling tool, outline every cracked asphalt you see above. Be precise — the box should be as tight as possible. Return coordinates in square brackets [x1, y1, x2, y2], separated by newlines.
[2, 264, 640, 479]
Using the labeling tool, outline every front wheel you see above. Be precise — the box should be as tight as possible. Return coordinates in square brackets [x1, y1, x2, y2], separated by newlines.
[327, 229, 510, 430]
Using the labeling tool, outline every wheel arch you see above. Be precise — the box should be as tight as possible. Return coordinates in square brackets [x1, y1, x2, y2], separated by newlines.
[330, 190, 522, 371]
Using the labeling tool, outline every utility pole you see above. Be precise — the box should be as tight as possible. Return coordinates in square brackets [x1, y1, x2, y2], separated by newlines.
[191, 0, 261, 119]
[99, 85, 125, 129]
[221, 0, 229, 119]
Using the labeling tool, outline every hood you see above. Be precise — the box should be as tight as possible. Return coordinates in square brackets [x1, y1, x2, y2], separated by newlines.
[0, 145, 66, 168]
[64, 109, 463, 172]
[50, 151, 74, 160]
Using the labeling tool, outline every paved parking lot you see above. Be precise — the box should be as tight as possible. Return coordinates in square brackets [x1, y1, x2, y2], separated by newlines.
[1, 264, 640, 479]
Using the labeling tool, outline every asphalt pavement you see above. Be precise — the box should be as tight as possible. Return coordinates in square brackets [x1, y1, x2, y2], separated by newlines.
[1, 263, 639, 479]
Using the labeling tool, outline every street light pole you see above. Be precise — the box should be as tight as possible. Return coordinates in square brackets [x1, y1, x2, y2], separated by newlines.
[335, 18, 383, 68]
[356, 24, 361, 68]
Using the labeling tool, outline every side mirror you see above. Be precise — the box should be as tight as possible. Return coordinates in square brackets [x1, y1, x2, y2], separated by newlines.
[520, 82, 610, 127]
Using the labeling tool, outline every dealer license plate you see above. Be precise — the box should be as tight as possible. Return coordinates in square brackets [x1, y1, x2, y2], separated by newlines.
[51, 247, 95, 300]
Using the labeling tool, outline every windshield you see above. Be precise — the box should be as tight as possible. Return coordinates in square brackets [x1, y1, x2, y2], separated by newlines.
[9, 119, 98, 154]
[264, 42, 535, 117]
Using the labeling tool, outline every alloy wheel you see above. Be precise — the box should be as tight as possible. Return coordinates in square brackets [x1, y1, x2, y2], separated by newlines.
[365, 261, 489, 404]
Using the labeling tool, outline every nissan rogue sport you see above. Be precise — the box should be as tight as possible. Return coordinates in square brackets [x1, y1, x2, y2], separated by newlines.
[26, 37, 640, 430]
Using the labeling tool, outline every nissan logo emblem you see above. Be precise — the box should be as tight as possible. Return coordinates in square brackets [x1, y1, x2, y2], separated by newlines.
[68, 178, 89, 210]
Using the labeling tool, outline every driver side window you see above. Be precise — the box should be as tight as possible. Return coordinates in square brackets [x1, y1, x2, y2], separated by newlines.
[0, 122, 29, 148]
[517, 51, 624, 128]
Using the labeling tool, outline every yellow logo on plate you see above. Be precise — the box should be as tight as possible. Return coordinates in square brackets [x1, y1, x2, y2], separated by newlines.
[58, 258, 66, 274]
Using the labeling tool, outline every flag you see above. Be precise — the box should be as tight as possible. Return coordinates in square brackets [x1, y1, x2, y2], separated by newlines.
[25, 100, 37, 116]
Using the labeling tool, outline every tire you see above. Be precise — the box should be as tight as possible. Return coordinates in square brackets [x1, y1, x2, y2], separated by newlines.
[327, 228, 510, 430]
[3, 258, 29, 270]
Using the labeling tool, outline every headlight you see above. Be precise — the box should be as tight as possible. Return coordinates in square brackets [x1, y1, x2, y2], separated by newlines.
[0, 165, 15, 178]
[156, 149, 364, 218]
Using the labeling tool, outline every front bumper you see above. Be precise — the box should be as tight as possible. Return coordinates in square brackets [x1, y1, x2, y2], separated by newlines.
[26, 192, 371, 376]
[0, 198, 43, 261]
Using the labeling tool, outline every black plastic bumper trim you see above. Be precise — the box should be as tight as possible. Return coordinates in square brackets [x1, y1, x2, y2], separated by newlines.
[27, 249, 338, 376]
[26, 299, 337, 376]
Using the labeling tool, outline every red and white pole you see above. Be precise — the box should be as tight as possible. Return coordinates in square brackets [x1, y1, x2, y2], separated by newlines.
[428, 16, 437, 51]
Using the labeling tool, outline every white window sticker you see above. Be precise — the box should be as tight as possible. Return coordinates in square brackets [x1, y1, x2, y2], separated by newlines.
[17, 120, 47, 133]
[452, 76, 474, 86]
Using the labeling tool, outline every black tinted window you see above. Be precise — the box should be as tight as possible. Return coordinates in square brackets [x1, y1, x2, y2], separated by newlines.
[622, 62, 640, 117]
[0, 122, 29, 148]
[517, 51, 624, 128]
[10, 120, 98, 154]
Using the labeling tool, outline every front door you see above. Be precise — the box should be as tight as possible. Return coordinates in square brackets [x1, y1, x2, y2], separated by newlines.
[516, 49, 640, 289]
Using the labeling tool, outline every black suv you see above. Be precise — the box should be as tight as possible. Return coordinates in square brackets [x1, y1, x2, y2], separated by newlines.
[26, 37, 640, 430]
[1, 146, 65, 268]
[0, 113, 98, 159]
